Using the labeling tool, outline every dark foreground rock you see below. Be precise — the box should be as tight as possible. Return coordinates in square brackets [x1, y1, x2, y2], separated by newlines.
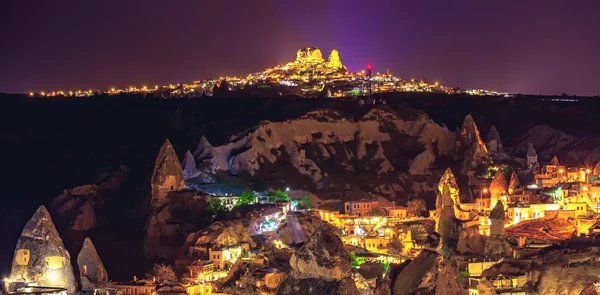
[277, 276, 361, 295]
[276, 223, 361, 295]
[392, 250, 462, 295]
[77, 237, 108, 290]
[9, 206, 77, 293]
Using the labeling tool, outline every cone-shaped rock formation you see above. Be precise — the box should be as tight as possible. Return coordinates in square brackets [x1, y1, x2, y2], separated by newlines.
[489, 172, 508, 208]
[182, 150, 199, 180]
[456, 115, 489, 174]
[9, 206, 77, 293]
[485, 126, 504, 154]
[151, 139, 186, 209]
[77, 238, 108, 290]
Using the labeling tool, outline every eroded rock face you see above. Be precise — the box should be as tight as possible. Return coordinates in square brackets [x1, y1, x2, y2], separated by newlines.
[392, 250, 462, 295]
[277, 276, 361, 295]
[550, 156, 560, 166]
[505, 218, 577, 244]
[486, 126, 504, 154]
[508, 171, 520, 194]
[277, 223, 361, 295]
[51, 166, 129, 231]
[408, 147, 435, 175]
[580, 284, 600, 295]
[489, 200, 505, 237]
[436, 168, 462, 247]
[193, 107, 455, 190]
[536, 265, 600, 295]
[151, 139, 186, 210]
[527, 143, 538, 169]
[289, 223, 350, 280]
[77, 238, 108, 290]
[191, 219, 257, 248]
[353, 272, 374, 295]
[145, 191, 208, 259]
[476, 279, 498, 295]
[457, 225, 485, 255]
[327, 50, 345, 70]
[489, 172, 508, 208]
[182, 150, 199, 180]
[593, 161, 600, 176]
[51, 185, 99, 231]
[296, 46, 324, 63]
[456, 115, 489, 174]
[268, 214, 323, 246]
[9, 206, 77, 294]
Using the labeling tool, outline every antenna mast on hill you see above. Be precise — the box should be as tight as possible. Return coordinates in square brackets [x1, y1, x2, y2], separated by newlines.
[366, 63, 373, 96]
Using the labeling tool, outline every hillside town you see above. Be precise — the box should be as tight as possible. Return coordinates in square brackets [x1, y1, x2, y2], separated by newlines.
[27, 47, 507, 99]
[6, 111, 600, 295]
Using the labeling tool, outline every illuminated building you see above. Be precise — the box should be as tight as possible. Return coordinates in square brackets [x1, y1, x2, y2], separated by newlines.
[344, 199, 379, 216]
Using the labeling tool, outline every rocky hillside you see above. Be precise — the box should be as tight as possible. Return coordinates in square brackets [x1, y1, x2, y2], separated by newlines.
[192, 106, 469, 201]
[510, 125, 600, 163]
[4, 92, 600, 280]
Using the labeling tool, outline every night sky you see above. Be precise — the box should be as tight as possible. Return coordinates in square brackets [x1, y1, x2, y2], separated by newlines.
[1, 0, 599, 95]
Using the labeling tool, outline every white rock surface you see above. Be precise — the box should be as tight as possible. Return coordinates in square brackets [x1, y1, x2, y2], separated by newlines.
[408, 147, 436, 175]
[182, 150, 199, 180]
[195, 108, 455, 182]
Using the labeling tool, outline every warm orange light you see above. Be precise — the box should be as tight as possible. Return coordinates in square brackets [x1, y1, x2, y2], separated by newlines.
[586, 169, 591, 174]
[559, 169, 564, 173]
[483, 188, 488, 193]
[583, 186, 589, 191]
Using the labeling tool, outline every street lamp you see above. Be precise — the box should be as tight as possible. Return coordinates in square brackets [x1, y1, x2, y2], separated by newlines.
[479, 188, 488, 212]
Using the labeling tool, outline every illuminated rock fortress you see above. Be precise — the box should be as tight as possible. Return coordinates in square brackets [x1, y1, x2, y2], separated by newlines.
[280, 46, 347, 75]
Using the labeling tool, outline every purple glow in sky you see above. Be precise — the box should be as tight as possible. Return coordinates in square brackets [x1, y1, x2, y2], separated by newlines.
[1, 0, 599, 95]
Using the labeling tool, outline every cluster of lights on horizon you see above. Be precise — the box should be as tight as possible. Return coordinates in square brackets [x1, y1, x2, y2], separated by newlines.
[27, 48, 508, 98]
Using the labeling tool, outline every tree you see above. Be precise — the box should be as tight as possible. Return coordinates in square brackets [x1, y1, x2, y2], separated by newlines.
[407, 198, 426, 217]
[267, 189, 288, 202]
[206, 198, 226, 220]
[349, 252, 364, 267]
[237, 190, 257, 206]
[145, 263, 177, 284]
[301, 196, 312, 209]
